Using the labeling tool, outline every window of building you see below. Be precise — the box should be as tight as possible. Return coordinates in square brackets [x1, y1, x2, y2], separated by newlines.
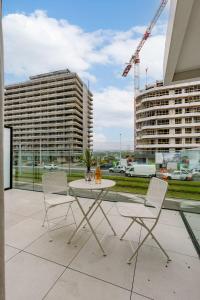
[185, 128, 192, 134]
[195, 127, 200, 133]
[175, 118, 182, 124]
[185, 98, 189, 103]
[157, 129, 169, 135]
[158, 139, 169, 144]
[157, 119, 169, 125]
[156, 110, 169, 116]
[174, 88, 182, 94]
[185, 85, 200, 93]
[185, 96, 200, 103]
[175, 99, 182, 104]
[194, 107, 200, 113]
[194, 117, 200, 123]
[146, 129, 155, 135]
[175, 108, 182, 114]
[175, 138, 181, 144]
[175, 128, 182, 134]
[195, 138, 200, 144]
[185, 138, 192, 144]
[185, 117, 192, 123]
[185, 108, 191, 113]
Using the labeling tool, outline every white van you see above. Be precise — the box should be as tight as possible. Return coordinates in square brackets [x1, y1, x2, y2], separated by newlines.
[125, 164, 156, 177]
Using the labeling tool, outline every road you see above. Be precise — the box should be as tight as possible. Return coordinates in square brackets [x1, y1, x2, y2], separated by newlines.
[13, 166, 125, 177]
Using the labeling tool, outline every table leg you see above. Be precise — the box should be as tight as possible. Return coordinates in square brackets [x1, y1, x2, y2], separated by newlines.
[67, 188, 103, 243]
[98, 202, 117, 236]
[85, 190, 117, 236]
[68, 188, 107, 256]
[83, 189, 108, 224]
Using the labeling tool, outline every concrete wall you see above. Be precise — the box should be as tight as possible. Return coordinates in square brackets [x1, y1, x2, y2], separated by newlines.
[0, 0, 5, 298]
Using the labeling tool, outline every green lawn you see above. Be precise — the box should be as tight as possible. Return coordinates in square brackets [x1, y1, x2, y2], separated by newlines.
[14, 171, 200, 201]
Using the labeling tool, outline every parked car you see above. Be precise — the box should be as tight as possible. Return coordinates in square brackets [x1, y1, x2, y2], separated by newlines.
[160, 170, 192, 181]
[191, 168, 200, 181]
[109, 165, 126, 173]
[43, 164, 57, 170]
[191, 168, 200, 175]
[100, 163, 113, 170]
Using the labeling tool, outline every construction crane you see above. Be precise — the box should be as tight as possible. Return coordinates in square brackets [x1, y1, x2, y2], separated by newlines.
[122, 0, 168, 94]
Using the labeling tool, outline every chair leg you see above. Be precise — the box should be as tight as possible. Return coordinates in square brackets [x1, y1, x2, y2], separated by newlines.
[120, 218, 135, 240]
[70, 203, 77, 228]
[64, 204, 71, 221]
[45, 209, 53, 242]
[42, 209, 47, 227]
[140, 219, 171, 262]
[127, 227, 152, 264]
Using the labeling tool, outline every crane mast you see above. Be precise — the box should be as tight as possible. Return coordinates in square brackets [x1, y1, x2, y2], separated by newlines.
[122, 0, 168, 94]
[122, 0, 168, 151]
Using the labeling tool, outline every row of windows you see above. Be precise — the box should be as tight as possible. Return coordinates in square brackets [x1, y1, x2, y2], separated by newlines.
[4, 98, 85, 111]
[138, 127, 200, 136]
[185, 85, 200, 93]
[137, 116, 200, 126]
[5, 89, 84, 104]
[137, 109, 169, 119]
[175, 107, 200, 114]
[5, 77, 83, 95]
[136, 100, 169, 110]
[137, 106, 200, 118]
[139, 138, 200, 145]
[136, 86, 200, 106]
[137, 117, 200, 129]
[137, 95, 200, 108]
[136, 119, 170, 128]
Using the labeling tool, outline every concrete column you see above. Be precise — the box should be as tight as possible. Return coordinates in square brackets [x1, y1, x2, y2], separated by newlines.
[0, 1, 5, 299]
[82, 84, 88, 153]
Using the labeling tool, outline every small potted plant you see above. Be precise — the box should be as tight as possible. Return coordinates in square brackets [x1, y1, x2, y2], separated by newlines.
[83, 148, 93, 180]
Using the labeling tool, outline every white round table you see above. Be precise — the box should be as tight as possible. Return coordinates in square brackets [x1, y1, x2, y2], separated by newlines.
[69, 179, 116, 190]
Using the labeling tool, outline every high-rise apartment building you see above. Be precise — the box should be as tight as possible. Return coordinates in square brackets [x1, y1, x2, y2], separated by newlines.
[4, 69, 93, 163]
[135, 80, 200, 152]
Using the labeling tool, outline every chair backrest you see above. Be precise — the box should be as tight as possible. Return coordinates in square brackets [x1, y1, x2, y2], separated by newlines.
[42, 171, 68, 195]
[145, 177, 168, 213]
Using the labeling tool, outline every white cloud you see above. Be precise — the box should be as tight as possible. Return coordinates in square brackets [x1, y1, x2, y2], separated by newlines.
[3, 10, 107, 81]
[3, 10, 167, 82]
[101, 30, 166, 80]
[93, 86, 134, 129]
[93, 132, 107, 150]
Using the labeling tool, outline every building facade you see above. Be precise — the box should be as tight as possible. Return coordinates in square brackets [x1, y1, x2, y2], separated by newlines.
[135, 80, 200, 152]
[4, 69, 93, 164]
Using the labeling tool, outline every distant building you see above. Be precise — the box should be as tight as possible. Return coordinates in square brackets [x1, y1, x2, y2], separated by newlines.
[135, 80, 200, 153]
[4, 69, 93, 163]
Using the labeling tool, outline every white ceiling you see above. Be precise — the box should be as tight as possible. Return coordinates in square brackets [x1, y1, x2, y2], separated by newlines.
[164, 0, 200, 84]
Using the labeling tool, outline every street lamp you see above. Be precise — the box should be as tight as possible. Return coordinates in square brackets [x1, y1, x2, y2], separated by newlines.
[119, 133, 122, 161]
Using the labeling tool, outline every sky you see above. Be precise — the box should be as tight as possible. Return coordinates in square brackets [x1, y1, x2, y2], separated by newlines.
[2, 0, 170, 151]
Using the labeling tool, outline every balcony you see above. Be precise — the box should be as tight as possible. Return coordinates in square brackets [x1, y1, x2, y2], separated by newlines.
[4, 188, 199, 300]
[136, 143, 200, 149]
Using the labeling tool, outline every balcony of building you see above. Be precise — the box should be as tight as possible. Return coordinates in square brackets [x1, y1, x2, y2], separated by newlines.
[4, 188, 200, 300]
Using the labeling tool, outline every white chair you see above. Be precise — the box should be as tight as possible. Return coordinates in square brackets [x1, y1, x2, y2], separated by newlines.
[117, 177, 171, 264]
[42, 171, 77, 240]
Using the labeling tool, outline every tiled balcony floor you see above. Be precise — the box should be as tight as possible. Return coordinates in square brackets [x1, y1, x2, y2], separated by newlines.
[4, 189, 200, 300]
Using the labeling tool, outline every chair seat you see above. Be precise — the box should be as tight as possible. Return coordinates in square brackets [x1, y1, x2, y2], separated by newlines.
[45, 194, 75, 206]
[117, 202, 158, 219]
